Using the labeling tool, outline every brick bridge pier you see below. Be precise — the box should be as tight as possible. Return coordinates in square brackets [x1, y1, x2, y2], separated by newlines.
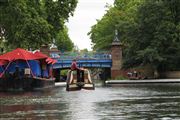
[110, 30, 123, 79]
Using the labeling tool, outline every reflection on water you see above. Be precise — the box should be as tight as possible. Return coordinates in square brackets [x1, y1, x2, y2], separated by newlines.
[1, 84, 180, 119]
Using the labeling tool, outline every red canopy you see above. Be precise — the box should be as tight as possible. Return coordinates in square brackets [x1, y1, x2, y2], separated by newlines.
[0, 48, 47, 61]
[46, 57, 57, 64]
[0, 60, 8, 66]
[34, 51, 48, 58]
[34, 51, 57, 64]
[0, 48, 57, 78]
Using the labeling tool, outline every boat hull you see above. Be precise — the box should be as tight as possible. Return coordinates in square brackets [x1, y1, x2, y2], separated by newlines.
[66, 70, 95, 91]
[0, 77, 55, 91]
[66, 82, 95, 91]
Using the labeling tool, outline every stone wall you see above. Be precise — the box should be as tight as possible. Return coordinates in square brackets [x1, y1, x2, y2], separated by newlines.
[123, 65, 156, 79]
[136, 65, 155, 79]
[160, 71, 180, 78]
[111, 70, 121, 79]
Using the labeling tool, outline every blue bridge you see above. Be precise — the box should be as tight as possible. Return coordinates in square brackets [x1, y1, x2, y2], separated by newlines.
[51, 52, 112, 69]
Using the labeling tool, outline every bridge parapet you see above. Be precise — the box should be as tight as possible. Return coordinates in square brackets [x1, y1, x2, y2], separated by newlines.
[51, 51, 112, 73]
[50, 51, 111, 60]
[53, 59, 112, 69]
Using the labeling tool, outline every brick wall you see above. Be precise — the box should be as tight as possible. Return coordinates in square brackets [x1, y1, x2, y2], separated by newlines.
[160, 71, 180, 78]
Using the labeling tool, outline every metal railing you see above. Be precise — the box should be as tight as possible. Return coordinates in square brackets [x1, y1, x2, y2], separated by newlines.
[50, 51, 112, 60]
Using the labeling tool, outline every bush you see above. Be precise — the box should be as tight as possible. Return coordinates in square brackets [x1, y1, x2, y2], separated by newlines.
[114, 76, 128, 80]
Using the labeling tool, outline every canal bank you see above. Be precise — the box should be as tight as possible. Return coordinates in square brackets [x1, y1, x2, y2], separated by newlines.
[55, 82, 66, 87]
[105, 79, 180, 85]
[55, 79, 180, 87]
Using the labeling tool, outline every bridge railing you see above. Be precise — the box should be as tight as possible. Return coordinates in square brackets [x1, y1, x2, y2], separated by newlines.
[53, 59, 112, 69]
[50, 51, 112, 60]
[51, 51, 112, 69]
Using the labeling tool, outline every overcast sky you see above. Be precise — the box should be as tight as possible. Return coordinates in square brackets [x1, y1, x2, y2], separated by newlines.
[66, 0, 114, 51]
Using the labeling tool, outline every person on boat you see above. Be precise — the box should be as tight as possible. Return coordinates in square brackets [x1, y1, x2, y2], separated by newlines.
[41, 60, 49, 78]
[71, 59, 84, 82]
[71, 59, 80, 70]
[14, 65, 20, 79]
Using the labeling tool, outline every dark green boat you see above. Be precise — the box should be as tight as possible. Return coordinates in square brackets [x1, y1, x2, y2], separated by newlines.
[0, 76, 55, 91]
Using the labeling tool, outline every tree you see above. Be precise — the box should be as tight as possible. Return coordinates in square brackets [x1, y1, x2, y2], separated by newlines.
[88, 7, 117, 50]
[56, 26, 74, 52]
[89, 0, 180, 72]
[0, 0, 77, 51]
[125, 0, 180, 71]
[44, 0, 77, 37]
[89, 0, 143, 50]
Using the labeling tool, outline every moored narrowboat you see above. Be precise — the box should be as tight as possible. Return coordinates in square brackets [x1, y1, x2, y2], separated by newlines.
[0, 48, 56, 91]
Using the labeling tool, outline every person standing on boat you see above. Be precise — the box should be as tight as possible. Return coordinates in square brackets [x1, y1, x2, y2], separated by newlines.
[71, 59, 84, 82]
[71, 59, 80, 70]
[14, 65, 20, 79]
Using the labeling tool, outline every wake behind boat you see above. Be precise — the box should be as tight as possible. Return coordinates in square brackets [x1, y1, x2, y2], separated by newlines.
[66, 69, 95, 91]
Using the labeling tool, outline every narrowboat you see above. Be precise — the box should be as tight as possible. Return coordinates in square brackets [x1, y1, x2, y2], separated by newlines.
[66, 69, 95, 91]
[0, 48, 56, 91]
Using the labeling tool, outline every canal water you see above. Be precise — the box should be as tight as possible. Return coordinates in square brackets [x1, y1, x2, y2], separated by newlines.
[1, 84, 180, 120]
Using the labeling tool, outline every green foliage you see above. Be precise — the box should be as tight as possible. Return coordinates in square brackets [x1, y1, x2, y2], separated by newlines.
[89, 0, 180, 71]
[61, 69, 69, 76]
[114, 75, 128, 80]
[44, 0, 77, 35]
[88, 7, 117, 50]
[89, 0, 143, 50]
[126, 0, 180, 71]
[0, 0, 77, 51]
[56, 26, 74, 52]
